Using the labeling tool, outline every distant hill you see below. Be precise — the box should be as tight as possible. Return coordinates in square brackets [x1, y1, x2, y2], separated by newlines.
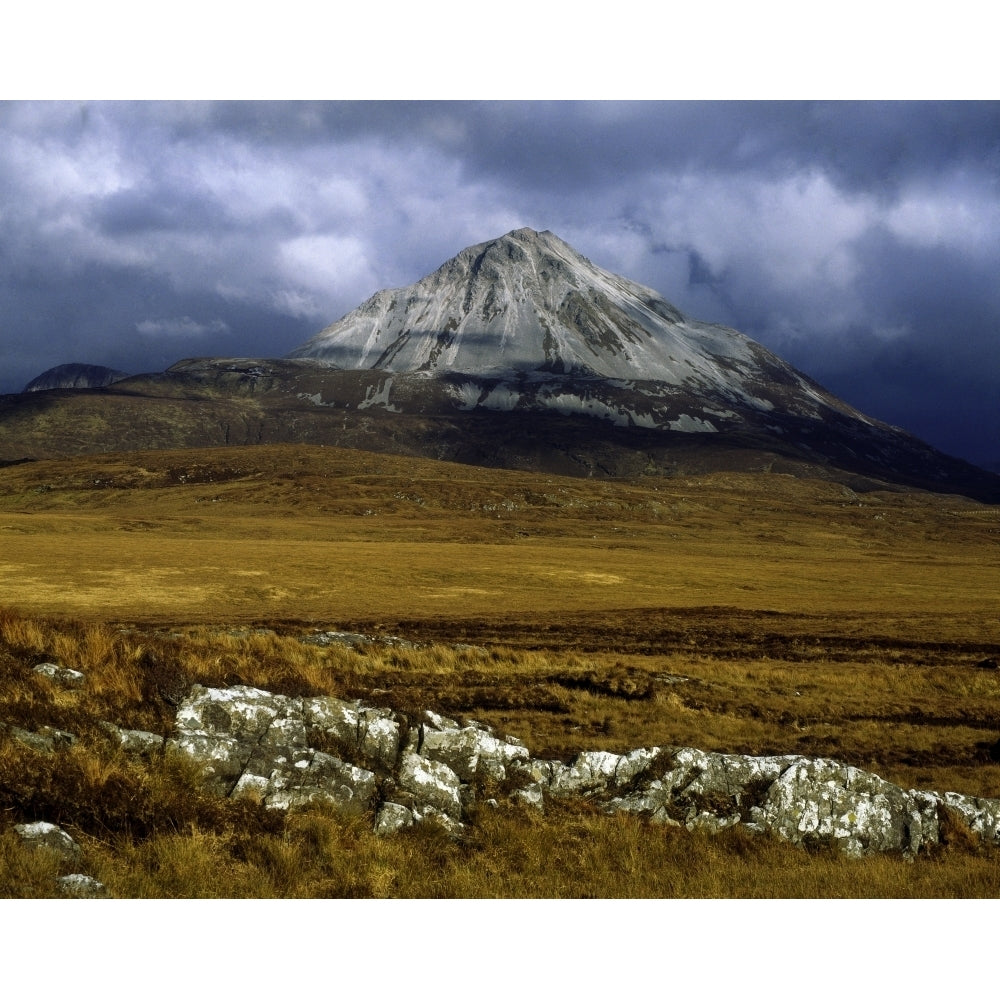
[23, 363, 131, 393]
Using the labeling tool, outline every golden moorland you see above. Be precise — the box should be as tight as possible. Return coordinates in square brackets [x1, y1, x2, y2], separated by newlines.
[1, 443, 999, 897]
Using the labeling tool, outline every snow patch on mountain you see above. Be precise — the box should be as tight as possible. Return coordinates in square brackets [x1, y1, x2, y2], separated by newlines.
[536, 390, 658, 428]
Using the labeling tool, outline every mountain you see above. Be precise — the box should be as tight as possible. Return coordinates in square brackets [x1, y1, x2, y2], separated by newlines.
[23, 363, 132, 393]
[283, 227, 1000, 499]
[1, 228, 998, 501]
[288, 227, 865, 433]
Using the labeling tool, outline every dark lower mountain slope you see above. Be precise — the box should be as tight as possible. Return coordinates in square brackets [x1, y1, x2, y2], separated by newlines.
[1, 356, 997, 502]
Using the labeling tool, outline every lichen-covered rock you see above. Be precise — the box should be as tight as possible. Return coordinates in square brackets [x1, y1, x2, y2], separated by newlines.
[375, 801, 414, 835]
[160, 684, 1000, 855]
[33, 662, 85, 687]
[604, 748, 790, 831]
[15, 821, 81, 861]
[170, 687, 379, 814]
[168, 732, 254, 795]
[57, 873, 109, 898]
[175, 684, 294, 742]
[514, 782, 546, 809]
[756, 757, 938, 857]
[423, 710, 461, 731]
[420, 723, 529, 782]
[232, 746, 376, 814]
[929, 790, 1000, 845]
[303, 696, 402, 771]
[398, 752, 463, 819]
[102, 723, 164, 757]
[4, 723, 77, 753]
[510, 758, 562, 788]
[542, 747, 666, 798]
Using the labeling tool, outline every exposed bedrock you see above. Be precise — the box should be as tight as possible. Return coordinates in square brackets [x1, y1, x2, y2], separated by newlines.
[9, 679, 1000, 859]
[159, 685, 1000, 858]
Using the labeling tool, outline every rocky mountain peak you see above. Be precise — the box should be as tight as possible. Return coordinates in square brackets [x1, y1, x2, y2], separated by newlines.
[287, 228, 742, 381]
[285, 228, 854, 421]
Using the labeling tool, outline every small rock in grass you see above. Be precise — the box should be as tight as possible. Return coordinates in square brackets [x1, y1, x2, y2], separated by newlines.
[33, 662, 85, 687]
[14, 821, 81, 861]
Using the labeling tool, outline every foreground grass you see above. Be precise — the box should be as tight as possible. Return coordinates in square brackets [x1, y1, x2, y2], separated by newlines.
[2, 607, 1000, 897]
[2, 447, 998, 896]
[7, 768, 1000, 899]
[5, 800, 1000, 899]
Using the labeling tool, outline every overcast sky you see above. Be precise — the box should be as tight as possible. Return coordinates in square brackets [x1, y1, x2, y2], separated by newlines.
[2, 99, 998, 466]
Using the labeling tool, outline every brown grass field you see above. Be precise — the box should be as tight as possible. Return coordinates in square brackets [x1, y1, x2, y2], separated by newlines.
[1, 443, 999, 897]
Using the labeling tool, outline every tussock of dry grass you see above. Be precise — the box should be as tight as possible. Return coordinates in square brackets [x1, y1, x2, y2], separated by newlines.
[7, 797, 1000, 899]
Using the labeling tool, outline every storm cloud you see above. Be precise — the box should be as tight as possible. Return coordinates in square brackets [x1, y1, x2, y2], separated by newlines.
[1, 100, 998, 467]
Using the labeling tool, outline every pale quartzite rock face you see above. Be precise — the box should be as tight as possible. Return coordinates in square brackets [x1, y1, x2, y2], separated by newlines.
[931, 790, 1000, 843]
[232, 746, 376, 814]
[756, 758, 940, 857]
[57, 873, 109, 898]
[103, 724, 165, 757]
[169, 685, 378, 813]
[605, 747, 795, 832]
[397, 752, 463, 819]
[302, 696, 402, 772]
[374, 801, 415, 835]
[419, 713, 529, 783]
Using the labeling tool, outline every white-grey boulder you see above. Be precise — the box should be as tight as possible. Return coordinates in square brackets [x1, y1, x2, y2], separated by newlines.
[375, 801, 415, 835]
[303, 696, 402, 771]
[57, 873, 109, 898]
[420, 722, 529, 783]
[755, 757, 939, 857]
[4, 723, 77, 753]
[15, 821, 81, 861]
[232, 746, 376, 814]
[33, 663, 85, 687]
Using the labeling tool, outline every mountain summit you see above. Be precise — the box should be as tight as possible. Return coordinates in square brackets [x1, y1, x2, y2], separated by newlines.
[288, 227, 870, 435]
[289, 227, 701, 378]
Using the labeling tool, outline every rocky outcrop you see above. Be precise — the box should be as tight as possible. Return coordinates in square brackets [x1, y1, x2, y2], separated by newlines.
[8, 679, 1000, 860]
[14, 820, 82, 862]
[169, 685, 380, 814]
[155, 685, 1000, 859]
[33, 662, 86, 687]
[3, 722, 77, 752]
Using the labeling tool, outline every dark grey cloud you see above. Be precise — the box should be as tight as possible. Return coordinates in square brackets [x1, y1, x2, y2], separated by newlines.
[1, 100, 998, 467]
